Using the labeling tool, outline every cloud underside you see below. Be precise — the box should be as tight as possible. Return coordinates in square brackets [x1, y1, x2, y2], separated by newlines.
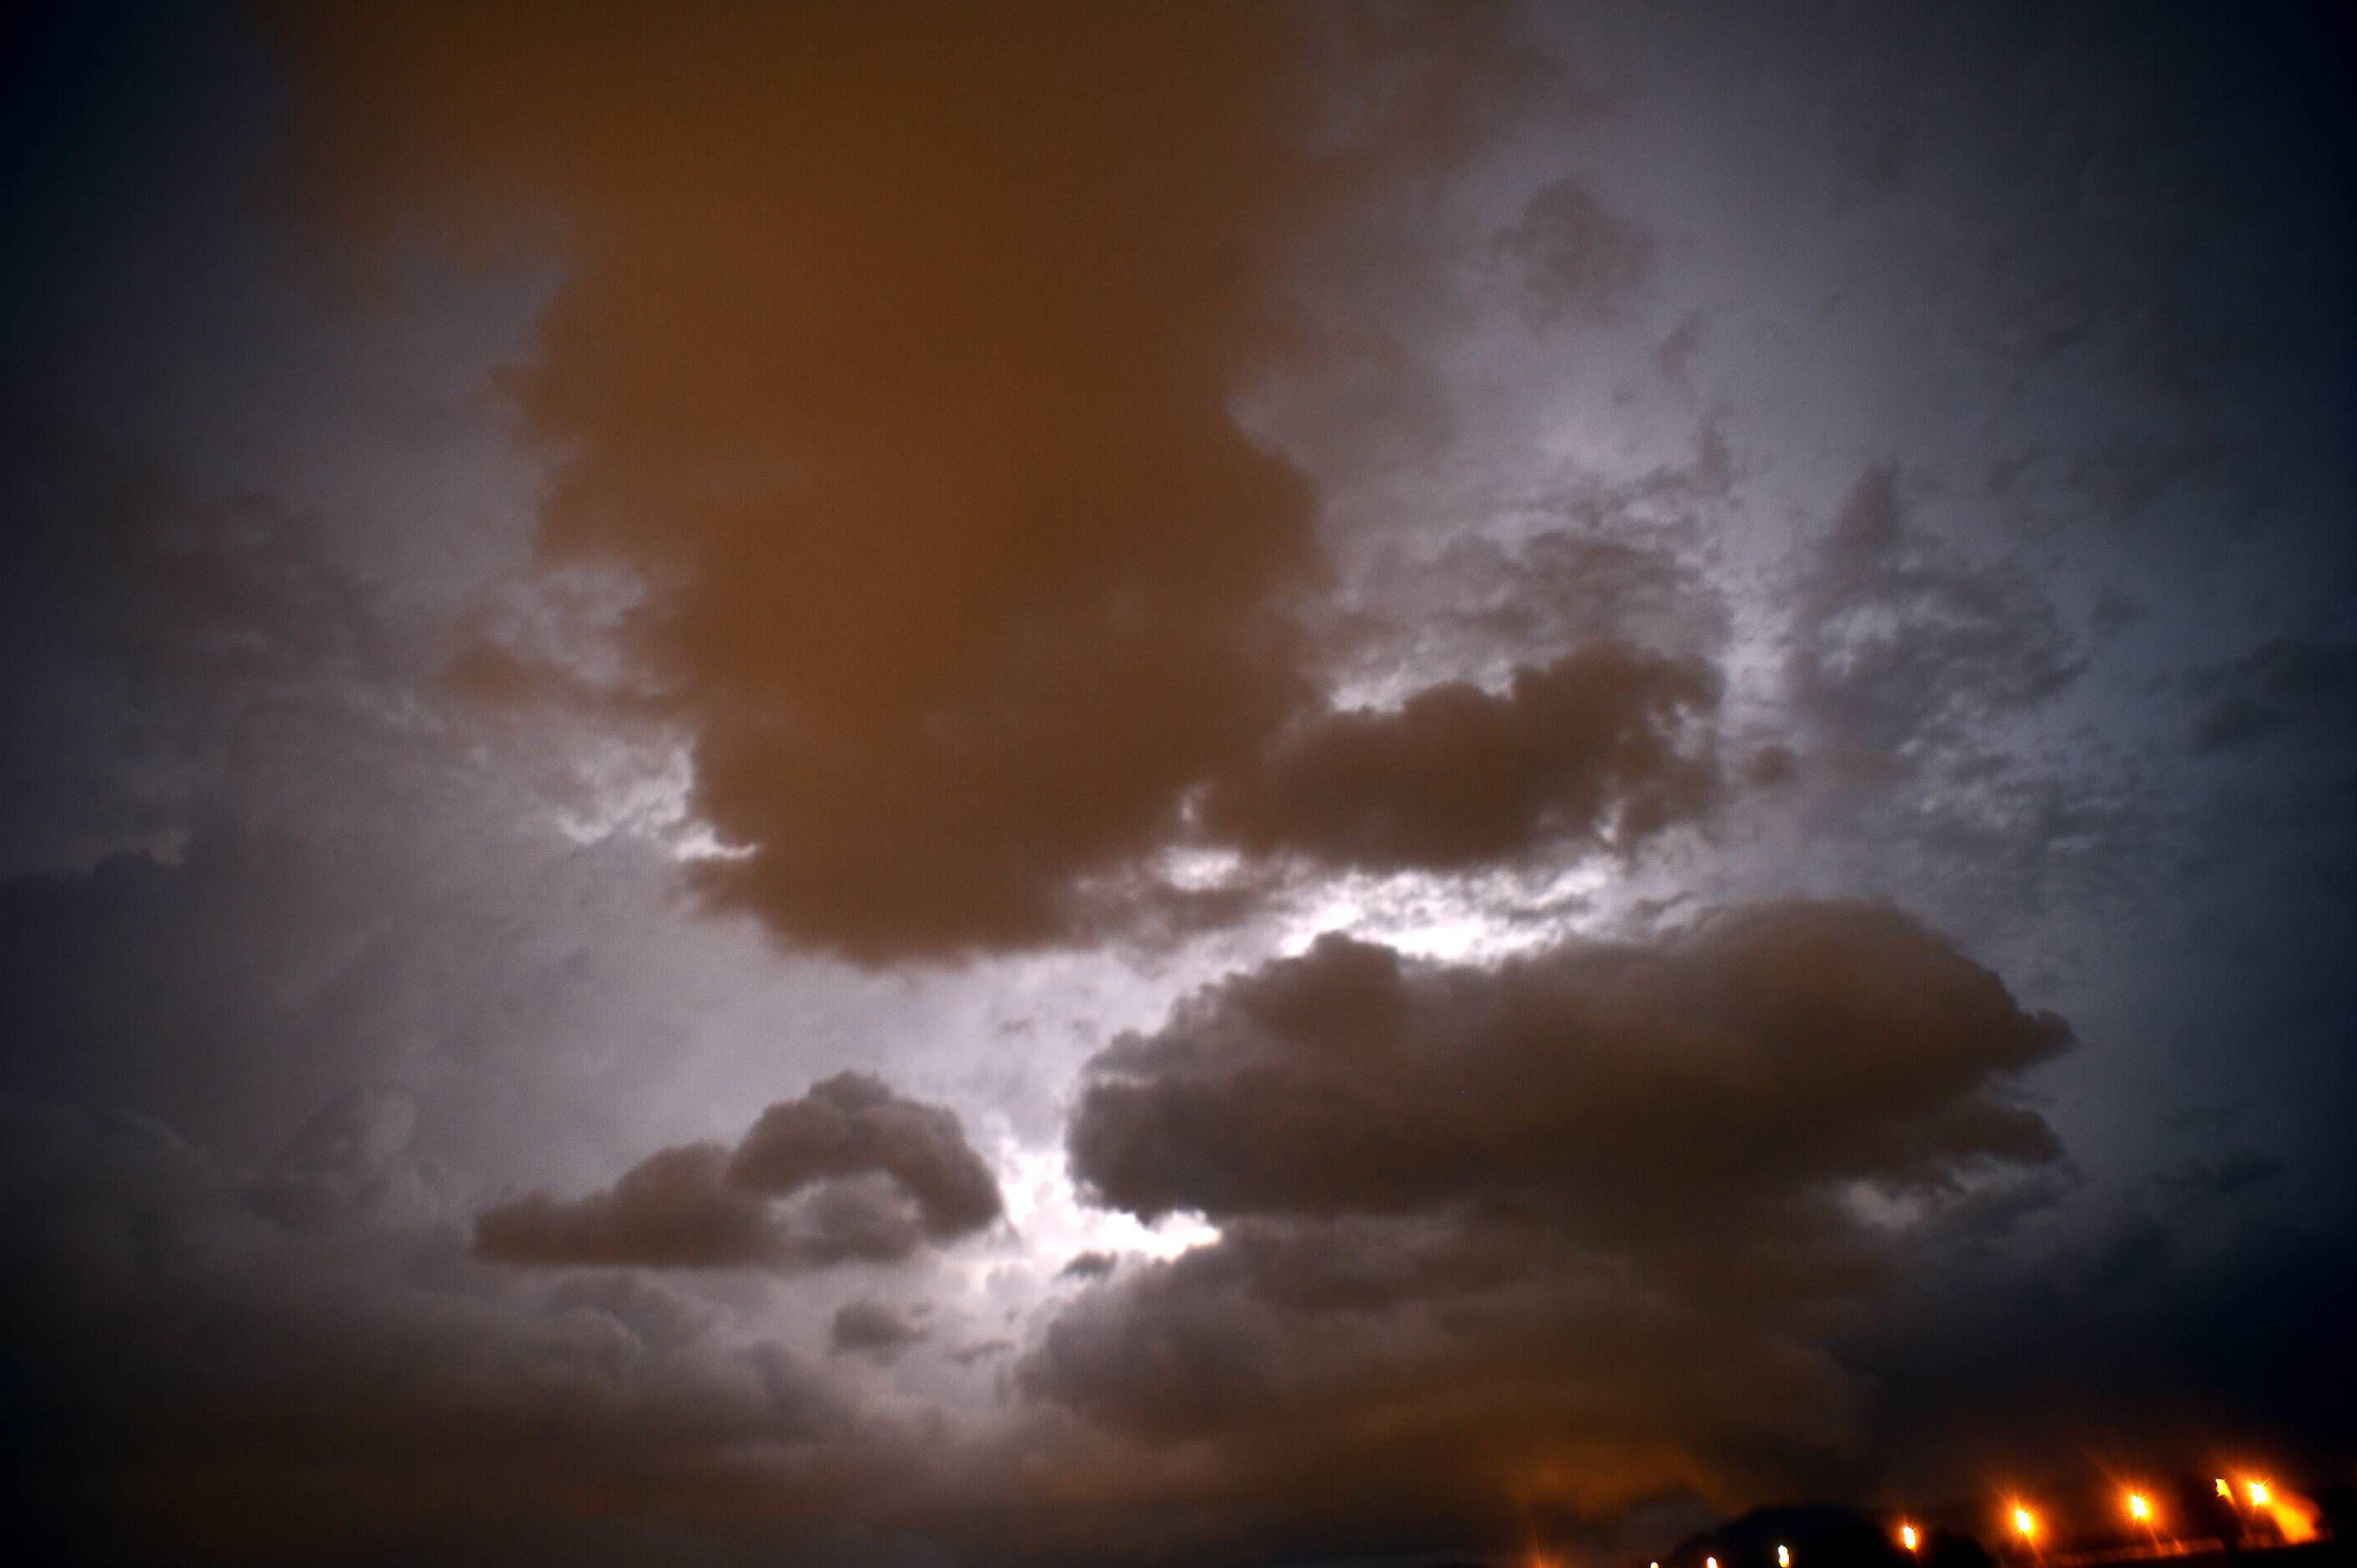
[283, 6, 1722, 963]
[475, 1072, 1001, 1271]
[1026, 900, 2072, 1518]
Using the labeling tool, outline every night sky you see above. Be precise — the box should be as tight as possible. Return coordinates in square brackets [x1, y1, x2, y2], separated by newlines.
[2, 4, 2353, 1565]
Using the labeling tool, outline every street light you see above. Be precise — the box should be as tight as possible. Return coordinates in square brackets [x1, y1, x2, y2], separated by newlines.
[2128, 1493, 2151, 1522]
[1777, 1548, 1790, 1567]
[2014, 1506, 2038, 1542]
[1900, 1524, 1919, 1553]
[2248, 1481, 2271, 1508]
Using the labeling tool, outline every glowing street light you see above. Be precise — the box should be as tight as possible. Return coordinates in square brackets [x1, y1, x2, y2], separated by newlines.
[2013, 1506, 2038, 1542]
[2216, 1479, 2233, 1500]
[1706, 1556, 1718, 1568]
[2128, 1493, 2151, 1522]
[1900, 1524, 1919, 1553]
[1777, 1548, 1791, 1567]
[2248, 1480, 2271, 1508]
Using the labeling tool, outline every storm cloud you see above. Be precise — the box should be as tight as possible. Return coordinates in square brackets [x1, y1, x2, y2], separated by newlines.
[1199, 643, 1721, 872]
[3, 2, 2352, 1565]
[1032, 902, 2073, 1526]
[279, 4, 1530, 964]
[476, 1073, 1001, 1271]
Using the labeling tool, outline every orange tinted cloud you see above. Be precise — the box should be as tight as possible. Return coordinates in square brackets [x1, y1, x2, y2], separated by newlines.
[279, 6, 1616, 962]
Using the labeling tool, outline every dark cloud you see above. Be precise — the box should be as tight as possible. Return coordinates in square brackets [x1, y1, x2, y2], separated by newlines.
[0, 408, 401, 874]
[1309, 424, 1735, 695]
[278, 5, 1531, 964]
[731, 1072, 1004, 1240]
[2183, 636, 2357, 756]
[1503, 176, 1653, 320]
[1791, 468, 2081, 772]
[1058, 1251, 1118, 1283]
[2155, 1147, 2279, 1200]
[1071, 902, 2065, 1230]
[1852, 1210, 2357, 1502]
[830, 1299, 925, 1361]
[1745, 743, 1798, 788]
[1029, 902, 2073, 1533]
[476, 1073, 1000, 1271]
[0, 1097, 890, 1568]
[1199, 643, 1720, 872]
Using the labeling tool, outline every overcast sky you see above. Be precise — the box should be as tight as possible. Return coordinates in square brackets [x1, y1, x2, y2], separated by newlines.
[2, 4, 2352, 1565]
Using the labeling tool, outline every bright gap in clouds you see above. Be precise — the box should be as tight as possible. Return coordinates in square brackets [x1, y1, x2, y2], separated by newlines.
[992, 1139, 1222, 1274]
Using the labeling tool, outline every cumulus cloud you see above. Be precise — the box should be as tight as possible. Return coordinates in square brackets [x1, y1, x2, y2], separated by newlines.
[1029, 902, 2073, 1526]
[280, 5, 1532, 963]
[1200, 643, 1720, 871]
[476, 1073, 1000, 1271]
[830, 1299, 926, 1361]
[1070, 901, 2065, 1230]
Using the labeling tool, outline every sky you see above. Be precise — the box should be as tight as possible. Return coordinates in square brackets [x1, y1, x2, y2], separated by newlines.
[1, 3, 2352, 1564]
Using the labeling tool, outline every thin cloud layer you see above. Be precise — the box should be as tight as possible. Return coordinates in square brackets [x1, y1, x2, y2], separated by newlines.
[1032, 903, 2073, 1529]
[477, 1072, 1000, 1271]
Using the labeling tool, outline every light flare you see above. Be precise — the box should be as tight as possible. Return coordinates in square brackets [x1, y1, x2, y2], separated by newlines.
[1900, 1523, 1919, 1552]
[2267, 1489, 2321, 1544]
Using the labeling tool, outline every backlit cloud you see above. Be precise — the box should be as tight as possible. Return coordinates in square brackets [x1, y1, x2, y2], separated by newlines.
[477, 1073, 1001, 1271]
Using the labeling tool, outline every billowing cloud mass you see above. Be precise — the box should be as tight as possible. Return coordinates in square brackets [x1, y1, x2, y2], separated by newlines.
[1200, 642, 1719, 870]
[477, 1073, 1000, 1270]
[280, 5, 1545, 963]
[1032, 903, 2070, 1526]
[1070, 902, 2065, 1228]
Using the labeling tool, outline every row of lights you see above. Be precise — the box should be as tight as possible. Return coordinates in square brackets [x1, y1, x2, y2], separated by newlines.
[1643, 1478, 2283, 1568]
[2000, 1477, 2278, 1551]
[1658, 1548, 1794, 1568]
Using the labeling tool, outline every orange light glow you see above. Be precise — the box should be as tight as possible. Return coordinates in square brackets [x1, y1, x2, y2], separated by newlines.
[2128, 1493, 2151, 1522]
[1706, 1556, 1717, 1568]
[2013, 1506, 2038, 1540]
[1777, 1548, 1791, 1568]
[2269, 1495, 2320, 1544]
[2217, 1478, 2234, 1500]
[2247, 1480, 2270, 1508]
[1901, 1524, 1919, 1552]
